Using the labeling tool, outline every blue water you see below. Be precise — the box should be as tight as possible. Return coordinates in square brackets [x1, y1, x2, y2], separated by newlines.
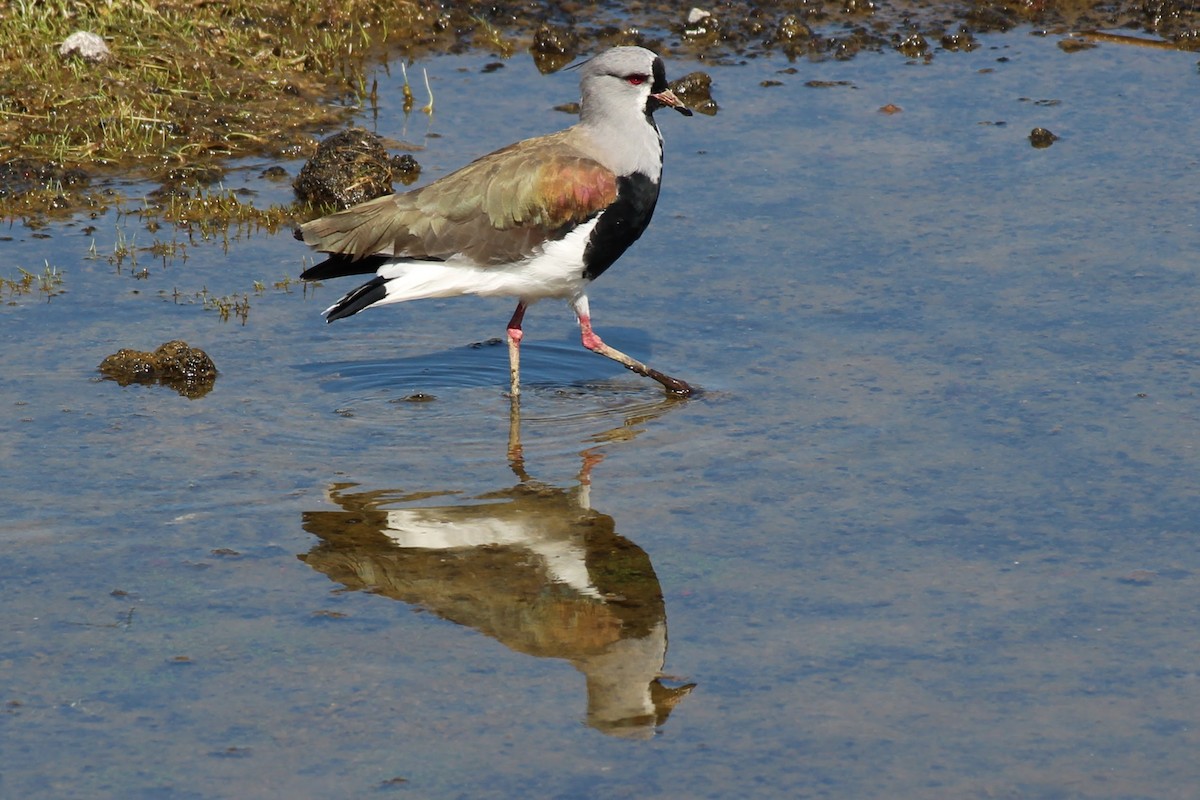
[4, 32, 1200, 798]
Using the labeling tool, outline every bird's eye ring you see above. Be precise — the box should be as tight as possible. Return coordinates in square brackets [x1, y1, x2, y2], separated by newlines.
[624, 74, 648, 86]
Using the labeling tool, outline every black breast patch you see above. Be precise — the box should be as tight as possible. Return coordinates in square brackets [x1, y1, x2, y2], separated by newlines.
[582, 172, 661, 281]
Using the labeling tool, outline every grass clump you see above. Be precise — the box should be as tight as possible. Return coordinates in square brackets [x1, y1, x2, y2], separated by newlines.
[1, 262, 66, 303]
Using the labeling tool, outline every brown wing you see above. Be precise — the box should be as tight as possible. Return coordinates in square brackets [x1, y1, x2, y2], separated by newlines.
[298, 129, 618, 266]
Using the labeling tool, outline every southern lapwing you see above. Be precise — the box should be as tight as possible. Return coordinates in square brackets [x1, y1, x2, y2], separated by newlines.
[297, 46, 694, 397]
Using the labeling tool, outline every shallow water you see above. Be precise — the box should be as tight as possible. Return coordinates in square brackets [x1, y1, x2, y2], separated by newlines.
[5, 33, 1200, 799]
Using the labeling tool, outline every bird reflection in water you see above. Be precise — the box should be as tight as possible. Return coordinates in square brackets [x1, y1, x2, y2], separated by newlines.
[299, 398, 694, 738]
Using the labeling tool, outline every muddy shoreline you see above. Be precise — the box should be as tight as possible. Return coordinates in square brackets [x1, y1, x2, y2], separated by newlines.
[1, 0, 1196, 221]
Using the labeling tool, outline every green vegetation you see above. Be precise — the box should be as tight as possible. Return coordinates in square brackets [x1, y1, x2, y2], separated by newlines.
[0, 0, 441, 169]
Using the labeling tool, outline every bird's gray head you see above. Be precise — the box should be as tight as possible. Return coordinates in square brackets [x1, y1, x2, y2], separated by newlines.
[576, 46, 693, 122]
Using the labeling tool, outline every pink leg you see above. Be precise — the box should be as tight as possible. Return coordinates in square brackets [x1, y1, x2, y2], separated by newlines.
[506, 302, 526, 398]
[573, 299, 692, 396]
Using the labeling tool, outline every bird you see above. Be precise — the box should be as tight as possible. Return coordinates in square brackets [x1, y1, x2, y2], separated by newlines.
[296, 46, 694, 398]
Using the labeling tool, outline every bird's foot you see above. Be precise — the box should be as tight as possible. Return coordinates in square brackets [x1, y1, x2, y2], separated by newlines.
[581, 329, 692, 397]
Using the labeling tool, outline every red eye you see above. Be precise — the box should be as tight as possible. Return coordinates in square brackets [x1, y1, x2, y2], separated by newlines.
[625, 74, 648, 85]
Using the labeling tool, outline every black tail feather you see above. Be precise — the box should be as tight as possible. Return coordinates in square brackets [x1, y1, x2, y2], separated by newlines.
[301, 253, 391, 281]
[326, 276, 388, 322]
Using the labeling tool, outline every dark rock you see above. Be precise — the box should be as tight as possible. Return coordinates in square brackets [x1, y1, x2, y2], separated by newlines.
[99, 341, 217, 399]
[530, 24, 578, 74]
[941, 28, 979, 51]
[671, 72, 719, 116]
[896, 34, 930, 58]
[1029, 127, 1059, 148]
[294, 128, 421, 209]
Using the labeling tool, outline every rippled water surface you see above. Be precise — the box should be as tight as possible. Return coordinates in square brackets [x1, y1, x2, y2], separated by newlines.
[5, 32, 1200, 799]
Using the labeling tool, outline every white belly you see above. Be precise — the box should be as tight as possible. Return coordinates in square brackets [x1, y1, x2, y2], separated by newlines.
[369, 217, 598, 308]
